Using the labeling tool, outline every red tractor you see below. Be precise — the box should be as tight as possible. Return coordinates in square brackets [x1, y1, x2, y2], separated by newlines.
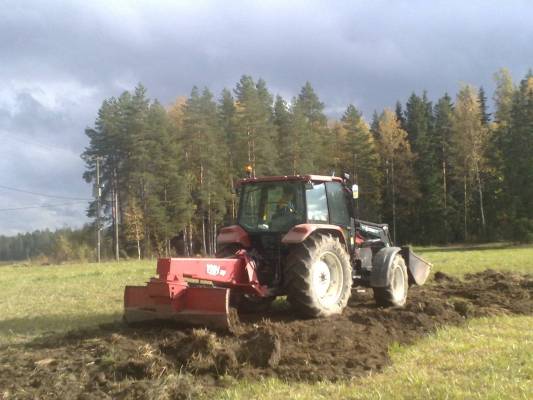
[124, 174, 431, 330]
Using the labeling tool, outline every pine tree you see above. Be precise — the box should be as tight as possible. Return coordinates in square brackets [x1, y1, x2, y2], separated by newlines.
[182, 87, 230, 254]
[433, 93, 457, 241]
[478, 86, 491, 126]
[273, 95, 293, 173]
[484, 69, 516, 239]
[405, 92, 442, 243]
[502, 72, 533, 241]
[292, 82, 330, 173]
[123, 197, 144, 259]
[167, 96, 194, 254]
[233, 76, 279, 176]
[493, 69, 515, 128]
[218, 88, 238, 221]
[395, 101, 407, 131]
[340, 104, 382, 220]
[450, 85, 490, 241]
[375, 109, 419, 242]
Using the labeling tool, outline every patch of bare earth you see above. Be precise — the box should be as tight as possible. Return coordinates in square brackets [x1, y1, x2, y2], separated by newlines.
[1, 270, 531, 399]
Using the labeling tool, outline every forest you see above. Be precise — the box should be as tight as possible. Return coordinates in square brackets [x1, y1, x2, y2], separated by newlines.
[1, 68, 532, 262]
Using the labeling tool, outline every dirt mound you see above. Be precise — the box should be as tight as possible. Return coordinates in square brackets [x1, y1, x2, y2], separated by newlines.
[0, 269, 531, 399]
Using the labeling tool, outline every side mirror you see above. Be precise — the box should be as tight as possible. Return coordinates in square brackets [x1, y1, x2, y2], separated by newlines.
[352, 184, 359, 199]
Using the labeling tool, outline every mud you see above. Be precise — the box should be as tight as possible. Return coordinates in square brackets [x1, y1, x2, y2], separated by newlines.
[0, 269, 531, 399]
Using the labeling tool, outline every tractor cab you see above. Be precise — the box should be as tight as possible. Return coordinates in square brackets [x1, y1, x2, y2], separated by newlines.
[237, 180, 306, 233]
[236, 175, 352, 234]
[228, 175, 356, 288]
[232, 175, 389, 258]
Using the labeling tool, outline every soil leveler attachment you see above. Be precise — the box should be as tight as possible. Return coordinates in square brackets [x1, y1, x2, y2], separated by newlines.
[124, 251, 266, 331]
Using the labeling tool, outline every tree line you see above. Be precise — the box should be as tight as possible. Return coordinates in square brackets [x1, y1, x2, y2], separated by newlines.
[1, 69, 531, 262]
[0, 227, 93, 264]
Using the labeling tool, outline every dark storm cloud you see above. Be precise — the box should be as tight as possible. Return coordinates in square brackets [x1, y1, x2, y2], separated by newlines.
[1, 0, 533, 234]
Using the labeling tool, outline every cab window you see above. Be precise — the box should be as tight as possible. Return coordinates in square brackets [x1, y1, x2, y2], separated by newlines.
[306, 183, 328, 223]
[326, 181, 350, 227]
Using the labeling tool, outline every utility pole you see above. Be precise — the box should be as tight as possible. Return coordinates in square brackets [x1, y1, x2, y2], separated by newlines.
[95, 157, 102, 263]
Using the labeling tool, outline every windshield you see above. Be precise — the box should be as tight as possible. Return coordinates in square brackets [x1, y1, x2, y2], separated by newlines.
[238, 181, 305, 233]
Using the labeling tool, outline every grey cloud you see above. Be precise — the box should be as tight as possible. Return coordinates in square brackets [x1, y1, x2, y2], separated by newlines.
[1, 0, 533, 233]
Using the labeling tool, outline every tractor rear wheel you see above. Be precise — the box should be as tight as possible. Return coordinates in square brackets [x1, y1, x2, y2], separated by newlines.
[373, 254, 408, 307]
[285, 234, 352, 317]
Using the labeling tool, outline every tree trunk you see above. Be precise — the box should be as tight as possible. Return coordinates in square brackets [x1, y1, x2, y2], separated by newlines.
[463, 173, 468, 241]
[442, 160, 447, 209]
[442, 159, 448, 242]
[188, 222, 193, 255]
[201, 217, 207, 255]
[141, 180, 150, 259]
[112, 170, 120, 262]
[475, 161, 486, 231]
[183, 225, 189, 256]
[213, 221, 217, 255]
[230, 176, 236, 220]
[207, 192, 212, 255]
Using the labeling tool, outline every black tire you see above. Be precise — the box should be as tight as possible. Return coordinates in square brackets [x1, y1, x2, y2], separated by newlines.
[285, 233, 352, 317]
[373, 254, 408, 307]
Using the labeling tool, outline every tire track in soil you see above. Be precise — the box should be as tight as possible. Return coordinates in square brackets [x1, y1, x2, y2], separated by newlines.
[0, 269, 531, 399]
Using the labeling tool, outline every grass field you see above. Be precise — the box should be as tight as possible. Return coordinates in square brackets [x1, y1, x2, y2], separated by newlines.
[217, 315, 533, 400]
[0, 259, 152, 345]
[0, 244, 532, 398]
[416, 243, 533, 275]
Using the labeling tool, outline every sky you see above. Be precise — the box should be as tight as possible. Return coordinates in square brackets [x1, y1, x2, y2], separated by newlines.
[1, 0, 533, 235]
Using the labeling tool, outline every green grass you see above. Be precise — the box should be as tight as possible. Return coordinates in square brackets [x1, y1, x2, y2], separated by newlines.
[0, 259, 153, 345]
[416, 244, 533, 276]
[0, 245, 532, 398]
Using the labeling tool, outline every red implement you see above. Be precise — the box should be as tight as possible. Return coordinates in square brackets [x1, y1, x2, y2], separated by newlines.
[124, 251, 266, 331]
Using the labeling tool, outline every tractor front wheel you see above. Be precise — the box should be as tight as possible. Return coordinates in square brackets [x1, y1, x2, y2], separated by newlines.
[285, 234, 352, 317]
[373, 254, 408, 307]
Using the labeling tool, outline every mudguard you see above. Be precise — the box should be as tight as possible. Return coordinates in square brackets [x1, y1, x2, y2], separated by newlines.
[370, 247, 402, 288]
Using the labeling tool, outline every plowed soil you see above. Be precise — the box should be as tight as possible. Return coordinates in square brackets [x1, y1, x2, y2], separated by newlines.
[1, 270, 532, 399]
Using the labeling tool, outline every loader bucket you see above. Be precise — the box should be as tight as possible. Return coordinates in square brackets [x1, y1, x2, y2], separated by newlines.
[123, 255, 267, 332]
[401, 246, 432, 286]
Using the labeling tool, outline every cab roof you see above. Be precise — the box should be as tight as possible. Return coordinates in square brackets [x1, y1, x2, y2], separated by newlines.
[237, 175, 344, 187]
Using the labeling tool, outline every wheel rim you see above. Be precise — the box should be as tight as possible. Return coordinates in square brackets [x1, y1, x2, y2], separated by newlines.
[311, 251, 343, 308]
[391, 264, 405, 302]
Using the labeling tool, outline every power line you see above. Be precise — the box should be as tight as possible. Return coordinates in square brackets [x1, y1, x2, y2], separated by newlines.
[0, 130, 61, 151]
[0, 184, 91, 201]
[0, 201, 88, 212]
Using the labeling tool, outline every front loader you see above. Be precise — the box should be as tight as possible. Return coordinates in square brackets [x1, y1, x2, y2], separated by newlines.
[124, 174, 432, 331]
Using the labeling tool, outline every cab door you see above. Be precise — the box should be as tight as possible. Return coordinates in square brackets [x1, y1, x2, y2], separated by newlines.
[325, 181, 352, 249]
